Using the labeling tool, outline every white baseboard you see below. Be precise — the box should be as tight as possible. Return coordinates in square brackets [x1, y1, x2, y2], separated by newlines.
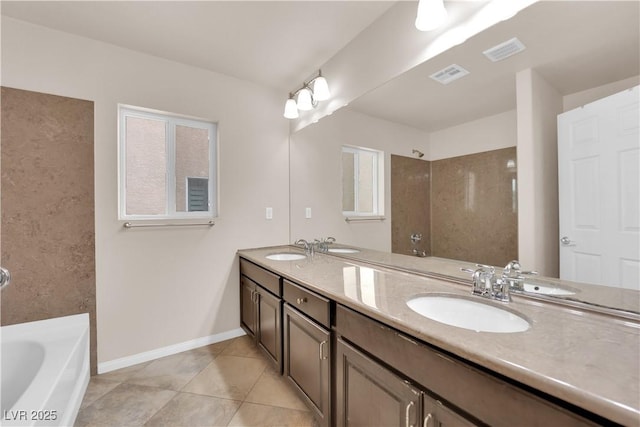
[97, 328, 246, 374]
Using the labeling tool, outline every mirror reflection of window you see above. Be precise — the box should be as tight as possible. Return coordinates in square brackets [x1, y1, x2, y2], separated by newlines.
[342, 265, 386, 310]
[119, 105, 217, 220]
[341, 146, 384, 216]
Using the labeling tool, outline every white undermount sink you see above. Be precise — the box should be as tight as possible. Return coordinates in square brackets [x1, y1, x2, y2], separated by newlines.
[265, 253, 306, 261]
[406, 294, 530, 333]
[522, 282, 575, 296]
[328, 248, 360, 254]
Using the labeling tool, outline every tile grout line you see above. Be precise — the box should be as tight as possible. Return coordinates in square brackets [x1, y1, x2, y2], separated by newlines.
[78, 337, 316, 426]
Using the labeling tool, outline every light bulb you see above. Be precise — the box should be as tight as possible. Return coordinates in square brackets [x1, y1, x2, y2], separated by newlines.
[312, 76, 330, 101]
[296, 87, 313, 111]
[415, 0, 448, 31]
[284, 98, 299, 119]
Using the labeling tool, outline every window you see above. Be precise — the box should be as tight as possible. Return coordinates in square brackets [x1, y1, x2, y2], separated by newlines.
[341, 145, 384, 216]
[119, 105, 217, 220]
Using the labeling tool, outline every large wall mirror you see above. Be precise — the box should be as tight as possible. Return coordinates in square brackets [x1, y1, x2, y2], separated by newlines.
[290, 1, 640, 315]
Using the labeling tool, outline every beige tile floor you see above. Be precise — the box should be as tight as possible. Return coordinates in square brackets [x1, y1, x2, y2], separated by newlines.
[75, 336, 318, 427]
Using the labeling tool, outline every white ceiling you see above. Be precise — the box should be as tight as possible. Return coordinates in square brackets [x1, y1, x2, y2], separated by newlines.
[349, 1, 640, 132]
[3, 1, 638, 133]
[0, 1, 395, 91]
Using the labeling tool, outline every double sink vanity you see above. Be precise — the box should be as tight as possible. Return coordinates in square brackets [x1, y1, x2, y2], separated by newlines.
[237, 244, 639, 426]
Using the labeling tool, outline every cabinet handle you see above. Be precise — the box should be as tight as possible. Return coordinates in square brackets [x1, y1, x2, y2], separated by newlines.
[319, 340, 328, 360]
[405, 401, 414, 427]
[296, 297, 307, 304]
[423, 413, 433, 427]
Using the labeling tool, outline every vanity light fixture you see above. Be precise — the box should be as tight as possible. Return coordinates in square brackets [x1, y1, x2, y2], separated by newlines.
[415, 0, 448, 31]
[296, 87, 314, 111]
[283, 70, 331, 119]
[284, 94, 299, 119]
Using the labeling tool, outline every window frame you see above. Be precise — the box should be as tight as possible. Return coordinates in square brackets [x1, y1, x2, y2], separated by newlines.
[341, 145, 385, 217]
[118, 105, 218, 221]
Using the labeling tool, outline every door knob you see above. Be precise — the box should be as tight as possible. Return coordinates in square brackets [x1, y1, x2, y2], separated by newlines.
[560, 236, 576, 246]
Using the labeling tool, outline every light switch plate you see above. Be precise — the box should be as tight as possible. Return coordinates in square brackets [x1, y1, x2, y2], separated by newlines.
[305, 207, 312, 219]
[266, 207, 273, 220]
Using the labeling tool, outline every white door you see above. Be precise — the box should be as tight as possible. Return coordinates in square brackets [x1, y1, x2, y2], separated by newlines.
[558, 85, 640, 290]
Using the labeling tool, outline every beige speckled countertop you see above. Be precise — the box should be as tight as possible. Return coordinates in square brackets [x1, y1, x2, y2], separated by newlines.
[323, 244, 640, 316]
[238, 245, 640, 426]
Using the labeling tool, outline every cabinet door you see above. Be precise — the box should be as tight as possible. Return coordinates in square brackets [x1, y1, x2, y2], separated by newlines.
[336, 337, 421, 427]
[240, 276, 256, 338]
[283, 304, 330, 427]
[256, 286, 282, 371]
[423, 395, 477, 427]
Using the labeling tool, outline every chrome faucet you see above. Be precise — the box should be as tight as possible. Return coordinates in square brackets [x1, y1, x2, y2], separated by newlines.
[462, 264, 511, 302]
[501, 260, 538, 291]
[313, 237, 336, 253]
[461, 260, 538, 302]
[295, 239, 314, 255]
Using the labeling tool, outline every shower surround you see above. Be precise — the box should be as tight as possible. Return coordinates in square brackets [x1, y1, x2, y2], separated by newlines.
[1, 87, 97, 374]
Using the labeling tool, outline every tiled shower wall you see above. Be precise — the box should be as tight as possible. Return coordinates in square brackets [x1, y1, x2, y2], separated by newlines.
[1, 87, 97, 374]
[391, 155, 431, 256]
[391, 147, 518, 267]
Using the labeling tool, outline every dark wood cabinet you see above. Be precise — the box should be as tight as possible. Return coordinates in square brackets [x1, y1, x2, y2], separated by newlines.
[240, 259, 283, 372]
[335, 304, 596, 427]
[336, 337, 422, 427]
[240, 275, 257, 338]
[283, 304, 331, 427]
[336, 336, 477, 427]
[239, 256, 602, 427]
[422, 394, 476, 427]
[256, 286, 282, 368]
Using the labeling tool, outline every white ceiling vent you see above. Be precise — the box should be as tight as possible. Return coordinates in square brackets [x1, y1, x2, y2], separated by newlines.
[483, 37, 526, 62]
[429, 64, 470, 85]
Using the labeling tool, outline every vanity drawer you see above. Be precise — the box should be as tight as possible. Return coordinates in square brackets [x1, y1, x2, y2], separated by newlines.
[283, 280, 331, 328]
[335, 305, 598, 427]
[240, 258, 282, 296]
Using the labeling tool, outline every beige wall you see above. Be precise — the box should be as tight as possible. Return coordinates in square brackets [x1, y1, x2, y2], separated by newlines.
[516, 68, 563, 277]
[429, 110, 517, 160]
[563, 75, 640, 112]
[1, 17, 290, 367]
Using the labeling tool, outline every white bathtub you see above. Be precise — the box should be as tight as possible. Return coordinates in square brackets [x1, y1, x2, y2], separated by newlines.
[1, 314, 90, 427]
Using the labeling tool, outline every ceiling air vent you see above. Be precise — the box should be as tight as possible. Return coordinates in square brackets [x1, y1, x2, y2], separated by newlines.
[429, 64, 470, 85]
[483, 37, 526, 62]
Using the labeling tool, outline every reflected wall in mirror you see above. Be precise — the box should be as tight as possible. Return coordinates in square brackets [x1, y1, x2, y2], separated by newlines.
[391, 147, 518, 267]
[289, 1, 640, 313]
